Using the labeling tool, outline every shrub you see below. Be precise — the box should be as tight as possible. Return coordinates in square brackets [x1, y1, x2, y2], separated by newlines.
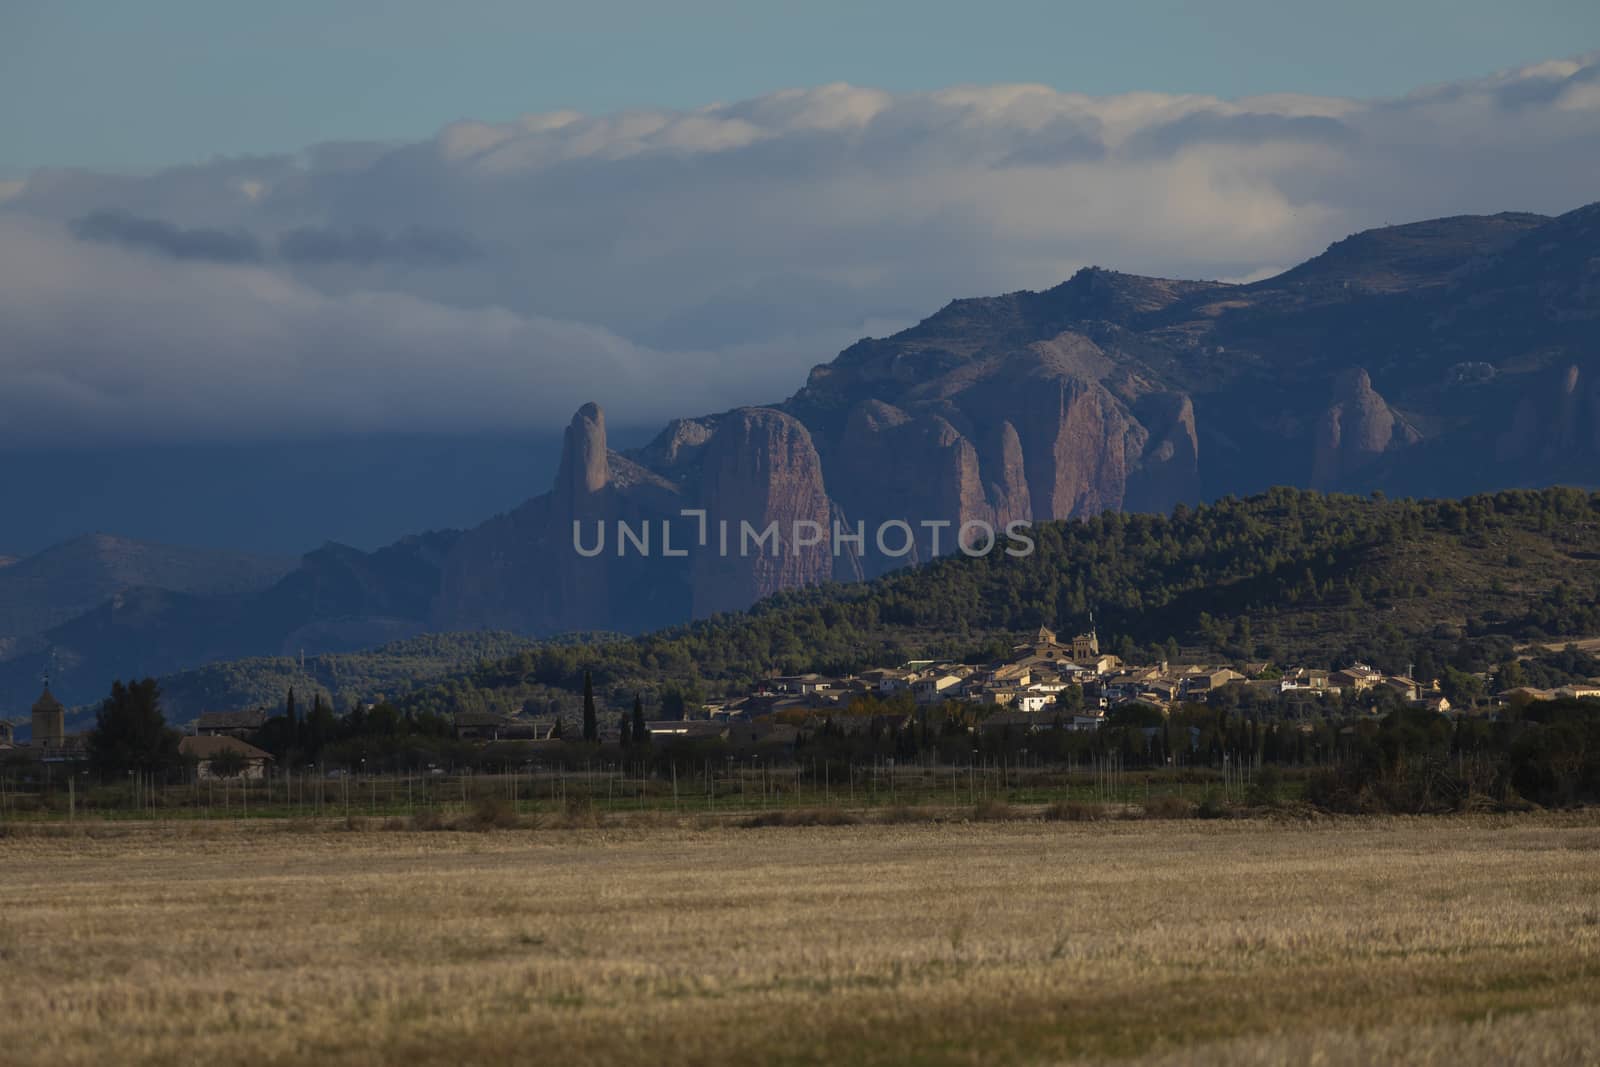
[875, 805, 942, 824]
[971, 799, 1017, 822]
[1247, 766, 1284, 808]
[1195, 792, 1232, 819]
[1043, 800, 1109, 822]
[741, 808, 858, 828]
[458, 795, 520, 832]
[1141, 794, 1197, 820]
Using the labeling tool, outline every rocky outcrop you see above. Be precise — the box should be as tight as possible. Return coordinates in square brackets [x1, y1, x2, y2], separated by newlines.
[432, 402, 690, 635]
[1495, 363, 1600, 466]
[557, 402, 609, 500]
[690, 409, 835, 616]
[25, 204, 1600, 692]
[1310, 369, 1419, 488]
[1015, 368, 1140, 519]
[1126, 392, 1201, 512]
[826, 402, 992, 569]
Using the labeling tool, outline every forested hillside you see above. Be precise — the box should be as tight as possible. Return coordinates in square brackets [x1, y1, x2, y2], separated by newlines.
[150, 632, 545, 722]
[385, 486, 1600, 718]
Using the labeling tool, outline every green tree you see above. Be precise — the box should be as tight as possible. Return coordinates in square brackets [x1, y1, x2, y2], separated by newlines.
[1492, 659, 1527, 693]
[285, 687, 299, 751]
[206, 746, 249, 779]
[633, 693, 649, 748]
[304, 695, 335, 761]
[87, 679, 182, 780]
[582, 671, 598, 742]
[1439, 667, 1487, 708]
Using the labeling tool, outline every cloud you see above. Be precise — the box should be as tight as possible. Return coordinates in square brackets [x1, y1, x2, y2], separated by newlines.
[70, 209, 264, 263]
[0, 215, 824, 445]
[68, 210, 482, 267]
[2, 54, 1599, 444]
[275, 224, 481, 266]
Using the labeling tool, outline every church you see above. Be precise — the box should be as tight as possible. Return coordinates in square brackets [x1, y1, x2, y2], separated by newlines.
[30, 686, 68, 749]
[0, 685, 81, 755]
[1013, 624, 1101, 663]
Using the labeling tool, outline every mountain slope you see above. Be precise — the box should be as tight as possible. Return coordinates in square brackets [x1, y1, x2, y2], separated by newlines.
[150, 486, 1600, 718]
[11, 202, 1600, 705]
[0, 532, 457, 707]
[387, 485, 1600, 715]
[0, 534, 296, 641]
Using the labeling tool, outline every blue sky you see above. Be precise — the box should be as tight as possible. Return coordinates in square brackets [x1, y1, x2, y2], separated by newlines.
[3, 0, 1597, 172]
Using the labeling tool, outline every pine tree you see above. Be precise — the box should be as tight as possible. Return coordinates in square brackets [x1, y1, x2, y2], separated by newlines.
[305, 693, 333, 761]
[632, 693, 648, 748]
[87, 678, 181, 779]
[582, 671, 598, 742]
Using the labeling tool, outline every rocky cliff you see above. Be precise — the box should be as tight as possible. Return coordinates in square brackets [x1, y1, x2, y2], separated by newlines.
[424, 202, 1600, 633]
[1310, 369, 1420, 489]
[14, 201, 1600, 702]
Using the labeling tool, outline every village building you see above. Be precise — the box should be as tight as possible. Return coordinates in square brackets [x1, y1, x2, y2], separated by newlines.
[913, 670, 966, 705]
[1017, 691, 1055, 713]
[1280, 668, 1331, 692]
[31, 686, 67, 749]
[646, 720, 731, 742]
[452, 711, 532, 742]
[1413, 693, 1452, 713]
[1383, 676, 1423, 702]
[195, 708, 268, 739]
[1179, 667, 1245, 698]
[1331, 664, 1383, 692]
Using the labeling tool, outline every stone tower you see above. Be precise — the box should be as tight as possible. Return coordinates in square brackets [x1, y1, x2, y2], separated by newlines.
[32, 687, 65, 748]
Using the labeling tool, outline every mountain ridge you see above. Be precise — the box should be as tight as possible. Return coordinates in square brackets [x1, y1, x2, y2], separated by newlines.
[7, 201, 1599, 706]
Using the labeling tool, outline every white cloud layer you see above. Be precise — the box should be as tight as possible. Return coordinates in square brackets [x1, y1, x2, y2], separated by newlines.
[3, 54, 1598, 444]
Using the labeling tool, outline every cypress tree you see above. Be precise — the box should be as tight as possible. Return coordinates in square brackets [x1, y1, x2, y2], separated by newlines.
[286, 688, 299, 750]
[582, 671, 598, 742]
[632, 694, 648, 748]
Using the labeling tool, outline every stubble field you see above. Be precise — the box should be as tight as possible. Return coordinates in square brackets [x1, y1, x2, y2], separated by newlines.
[2, 814, 1598, 1065]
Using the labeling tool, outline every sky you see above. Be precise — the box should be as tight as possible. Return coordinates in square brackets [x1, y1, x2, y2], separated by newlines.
[4, 0, 1598, 173]
[0, 3, 1598, 455]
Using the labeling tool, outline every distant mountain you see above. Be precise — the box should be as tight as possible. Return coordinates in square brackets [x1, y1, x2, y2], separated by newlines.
[436, 202, 1600, 632]
[0, 533, 295, 641]
[0, 532, 457, 708]
[8, 202, 1600, 708]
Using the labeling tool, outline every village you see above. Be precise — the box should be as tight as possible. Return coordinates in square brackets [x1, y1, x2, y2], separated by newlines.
[5, 624, 1600, 781]
[348, 624, 1596, 760]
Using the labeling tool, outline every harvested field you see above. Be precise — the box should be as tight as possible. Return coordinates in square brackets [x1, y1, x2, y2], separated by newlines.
[2, 814, 1598, 1064]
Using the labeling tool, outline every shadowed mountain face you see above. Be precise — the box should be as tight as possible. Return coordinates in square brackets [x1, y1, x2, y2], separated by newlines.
[0, 534, 296, 642]
[8, 203, 1600, 705]
[434, 203, 1600, 630]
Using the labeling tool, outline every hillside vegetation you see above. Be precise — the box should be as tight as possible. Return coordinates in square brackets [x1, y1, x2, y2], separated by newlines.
[387, 486, 1600, 717]
[148, 632, 547, 722]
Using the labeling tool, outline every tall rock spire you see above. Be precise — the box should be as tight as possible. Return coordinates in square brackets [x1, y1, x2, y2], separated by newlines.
[557, 402, 609, 503]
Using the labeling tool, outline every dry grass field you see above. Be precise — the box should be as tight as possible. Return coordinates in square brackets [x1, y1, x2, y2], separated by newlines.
[2, 814, 1599, 1065]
